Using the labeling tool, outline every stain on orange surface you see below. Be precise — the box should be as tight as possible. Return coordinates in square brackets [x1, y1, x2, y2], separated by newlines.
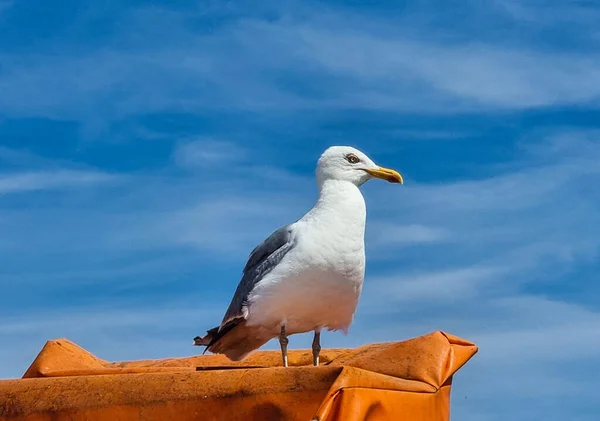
[0, 331, 477, 421]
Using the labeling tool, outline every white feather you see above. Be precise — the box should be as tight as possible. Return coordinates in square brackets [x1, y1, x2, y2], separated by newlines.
[246, 174, 367, 336]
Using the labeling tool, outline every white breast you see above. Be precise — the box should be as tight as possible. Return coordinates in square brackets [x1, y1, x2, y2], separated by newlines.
[246, 180, 366, 336]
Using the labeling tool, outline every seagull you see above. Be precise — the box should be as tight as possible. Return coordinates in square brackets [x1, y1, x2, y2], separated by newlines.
[194, 146, 403, 367]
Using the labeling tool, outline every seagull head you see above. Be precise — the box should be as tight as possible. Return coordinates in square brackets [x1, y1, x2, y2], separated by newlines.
[316, 146, 403, 187]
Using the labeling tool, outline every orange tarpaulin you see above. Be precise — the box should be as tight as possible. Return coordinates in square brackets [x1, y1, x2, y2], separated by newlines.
[0, 331, 477, 421]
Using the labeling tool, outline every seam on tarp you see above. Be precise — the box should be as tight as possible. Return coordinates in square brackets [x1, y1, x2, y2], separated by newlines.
[332, 385, 437, 395]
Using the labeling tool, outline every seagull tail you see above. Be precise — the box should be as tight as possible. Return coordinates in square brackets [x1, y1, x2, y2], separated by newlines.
[193, 318, 271, 361]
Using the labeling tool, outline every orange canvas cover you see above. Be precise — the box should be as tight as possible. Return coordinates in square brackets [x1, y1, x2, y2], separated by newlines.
[0, 331, 477, 421]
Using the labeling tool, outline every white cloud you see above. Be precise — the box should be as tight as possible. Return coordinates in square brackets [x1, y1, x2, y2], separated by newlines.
[365, 131, 600, 271]
[0, 170, 119, 195]
[123, 194, 307, 256]
[0, 147, 48, 167]
[288, 24, 600, 109]
[173, 139, 247, 169]
[1, 2, 599, 126]
[368, 223, 448, 246]
[366, 266, 506, 307]
[495, 0, 600, 27]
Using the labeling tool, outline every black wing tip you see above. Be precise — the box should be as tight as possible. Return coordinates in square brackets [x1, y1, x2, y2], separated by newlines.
[193, 319, 244, 352]
[193, 329, 216, 349]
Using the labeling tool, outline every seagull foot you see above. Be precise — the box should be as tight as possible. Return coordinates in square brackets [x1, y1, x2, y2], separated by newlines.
[279, 325, 289, 367]
[312, 330, 321, 366]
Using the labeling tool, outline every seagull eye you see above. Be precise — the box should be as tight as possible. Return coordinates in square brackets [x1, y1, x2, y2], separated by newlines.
[346, 154, 360, 164]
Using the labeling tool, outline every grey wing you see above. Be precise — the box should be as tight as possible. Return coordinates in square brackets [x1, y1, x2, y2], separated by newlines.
[219, 223, 298, 328]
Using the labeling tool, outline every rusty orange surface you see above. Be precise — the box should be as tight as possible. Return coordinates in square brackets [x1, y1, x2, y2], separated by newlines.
[0, 331, 477, 421]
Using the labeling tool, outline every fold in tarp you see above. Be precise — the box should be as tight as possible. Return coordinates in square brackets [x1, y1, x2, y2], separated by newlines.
[0, 331, 477, 421]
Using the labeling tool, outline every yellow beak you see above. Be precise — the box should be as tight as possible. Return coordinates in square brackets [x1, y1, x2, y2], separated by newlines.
[365, 167, 404, 184]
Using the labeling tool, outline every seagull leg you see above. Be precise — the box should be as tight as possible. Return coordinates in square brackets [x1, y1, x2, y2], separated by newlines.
[312, 330, 321, 366]
[279, 325, 289, 367]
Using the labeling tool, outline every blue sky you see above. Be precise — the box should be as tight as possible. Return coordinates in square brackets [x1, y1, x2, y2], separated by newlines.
[1, 0, 600, 419]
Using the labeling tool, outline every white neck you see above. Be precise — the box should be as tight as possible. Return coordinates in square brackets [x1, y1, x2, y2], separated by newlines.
[303, 179, 366, 228]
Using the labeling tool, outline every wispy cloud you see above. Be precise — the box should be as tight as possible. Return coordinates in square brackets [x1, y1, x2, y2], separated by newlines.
[366, 266, 506, 307]
[1, 1, 599, 128]
[123, 195, 305, 256]
[367, 130, 600, 264]
[496, 0, 600, 27]
[288, 24, 600, 109]
[368, 223, 449, 247]
[173, 139, 247, 170]
[0, 146, 49, 168]
[0, 170, 118, 194]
